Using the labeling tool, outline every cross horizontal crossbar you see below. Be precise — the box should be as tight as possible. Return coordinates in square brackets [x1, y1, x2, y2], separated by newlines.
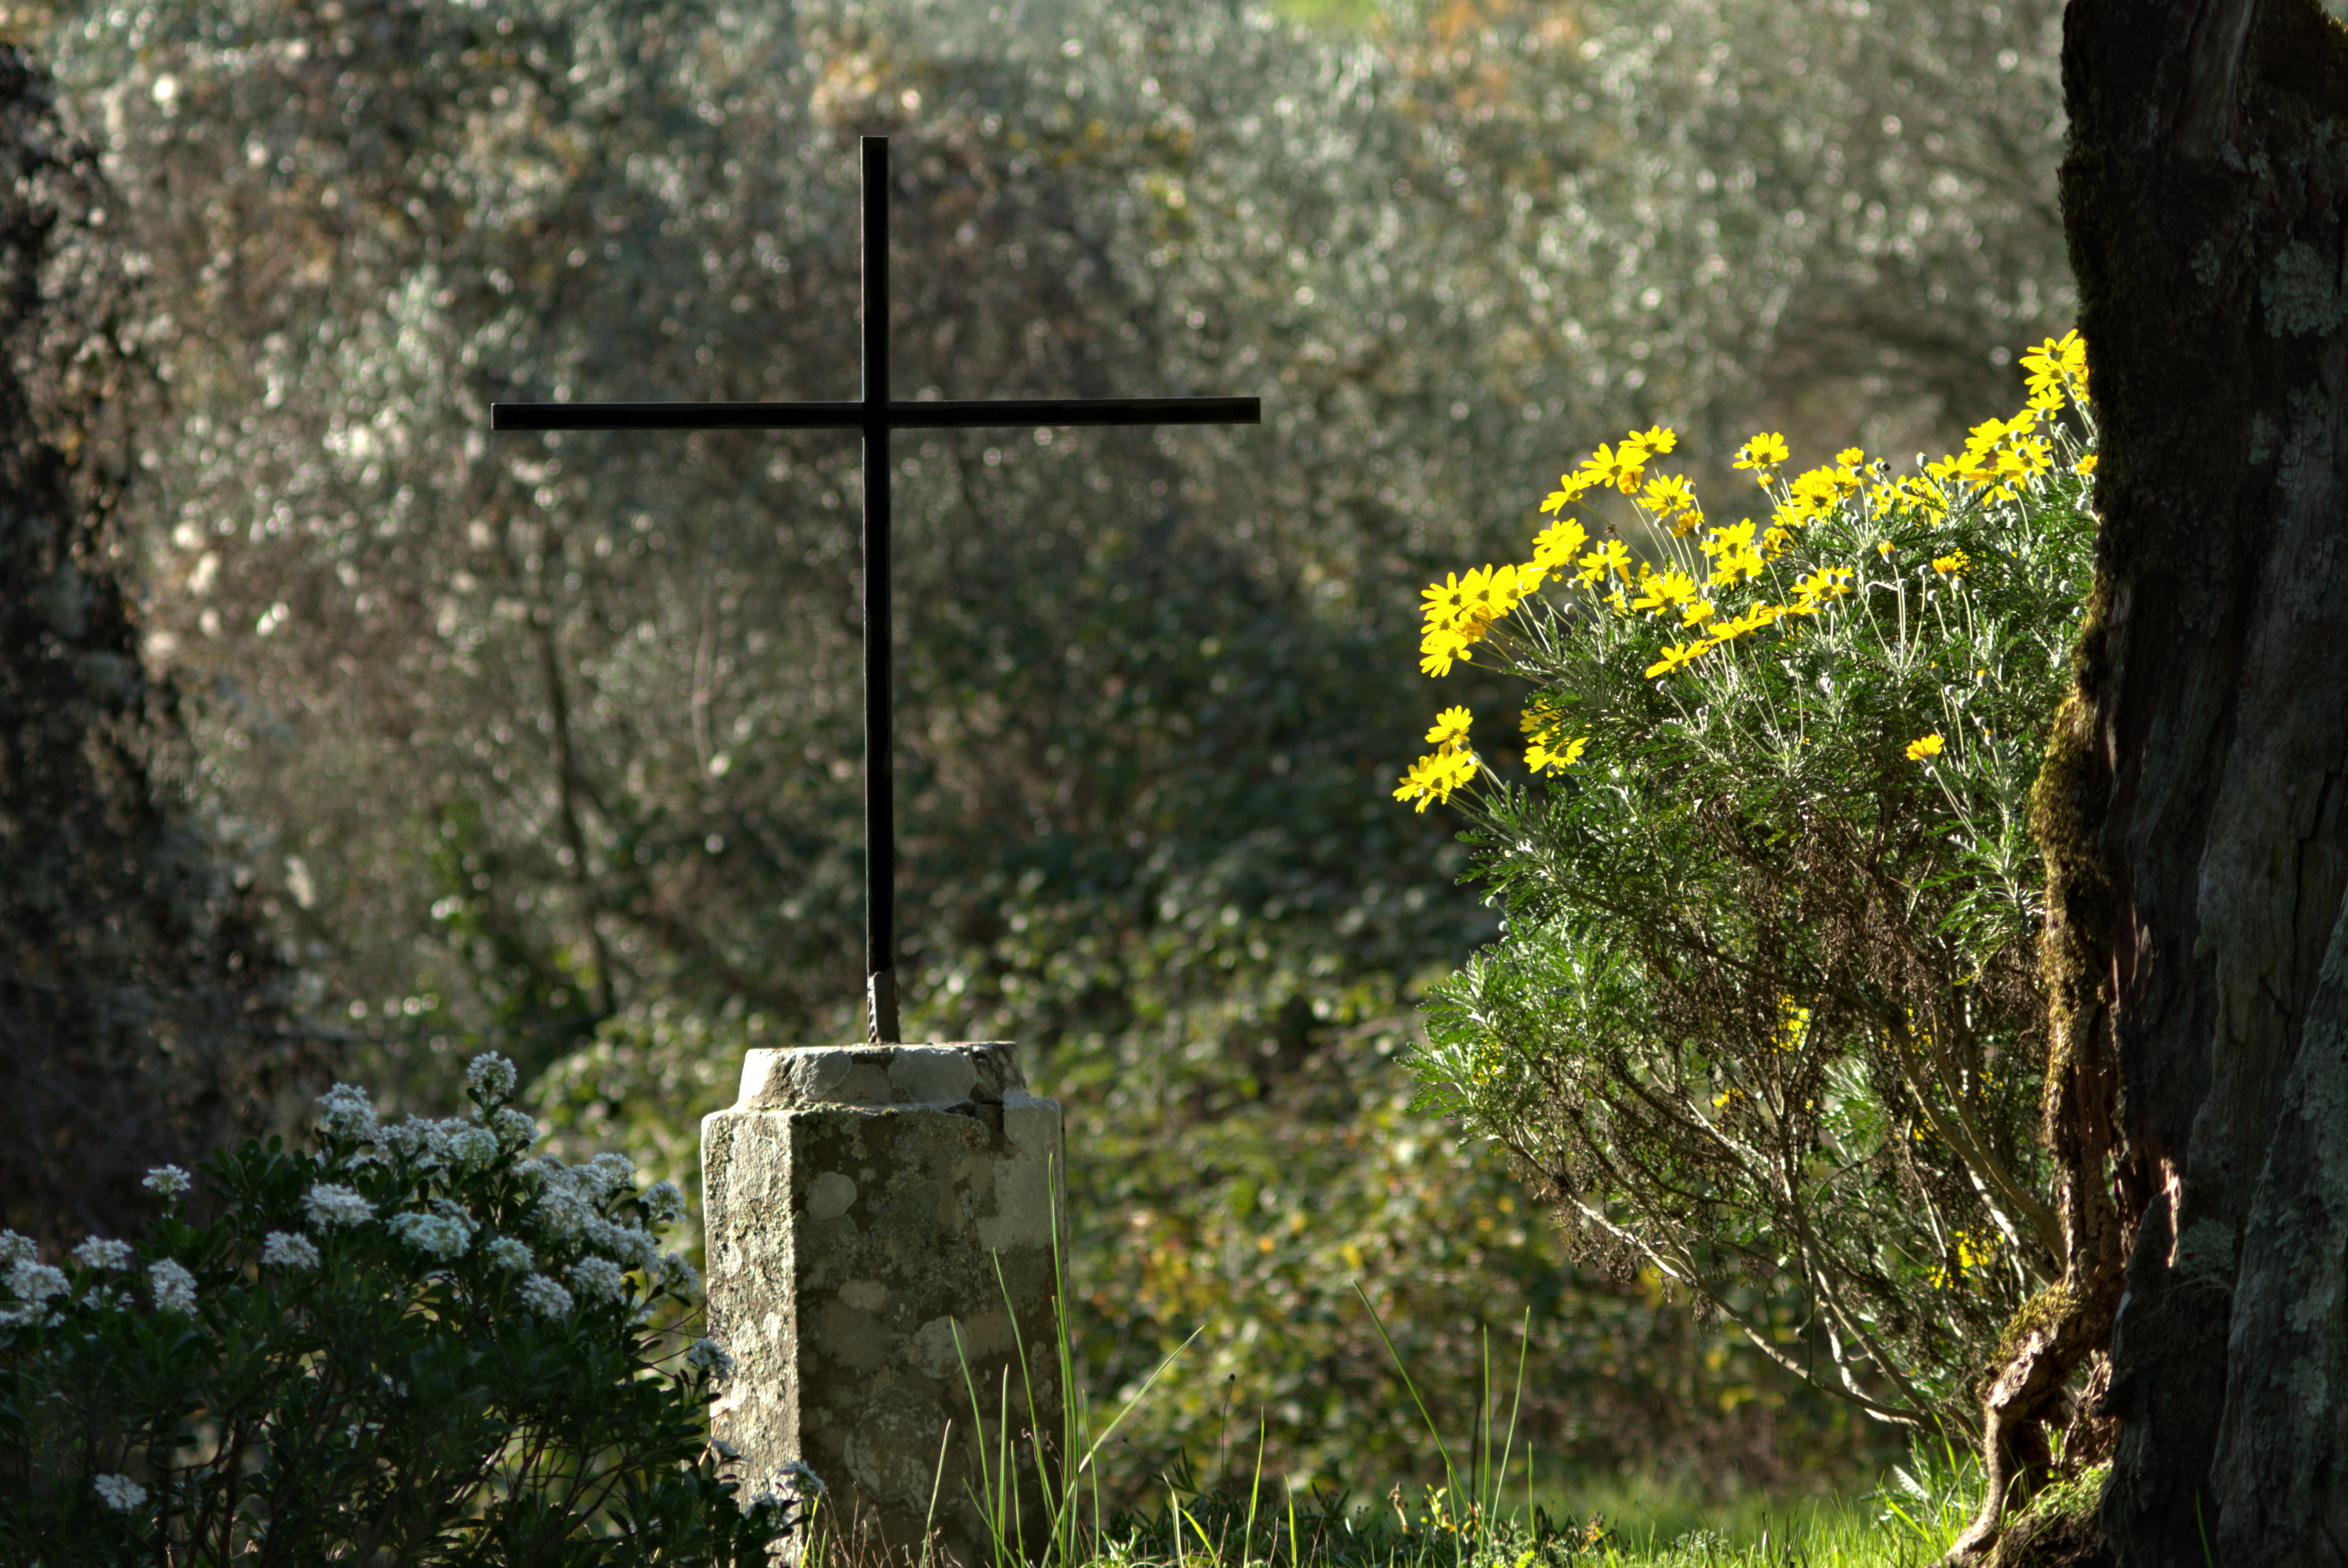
[492, 396, 1259, 431]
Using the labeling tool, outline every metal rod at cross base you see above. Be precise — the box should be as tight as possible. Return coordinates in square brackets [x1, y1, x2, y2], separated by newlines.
[491, 135, 1259, 1045]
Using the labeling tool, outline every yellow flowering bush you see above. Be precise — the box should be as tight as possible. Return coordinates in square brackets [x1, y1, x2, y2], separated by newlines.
[1397, 334, 2096, 1435]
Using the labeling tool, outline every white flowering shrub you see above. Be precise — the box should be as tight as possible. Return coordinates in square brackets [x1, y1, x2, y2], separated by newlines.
[0, 1054, 792, 1566]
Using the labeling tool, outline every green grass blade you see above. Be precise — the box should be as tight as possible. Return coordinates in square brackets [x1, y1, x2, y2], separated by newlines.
[1351, 1281, 1461, 1499]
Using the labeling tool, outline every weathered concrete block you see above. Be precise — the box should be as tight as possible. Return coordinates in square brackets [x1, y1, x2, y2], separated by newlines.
[704, 1042, 1067, 1565]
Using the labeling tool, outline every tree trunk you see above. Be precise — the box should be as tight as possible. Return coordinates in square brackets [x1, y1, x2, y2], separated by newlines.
[2048, 0, 2348, 1561]
[0, 42, 299, 1249]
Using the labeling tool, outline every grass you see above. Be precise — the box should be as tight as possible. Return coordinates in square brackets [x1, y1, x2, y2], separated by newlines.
[789, 1166, 2000, 1568]
[1077, 1442, 1983, 1568]
[799, 1437, 1986, 1568]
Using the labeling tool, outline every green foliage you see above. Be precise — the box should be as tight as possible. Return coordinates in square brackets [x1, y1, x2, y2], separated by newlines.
[888, 1357, 1982, 1568]
[930, 1179, 1955, 1568]
[18, 0, 2076, 1499]
[27, 0, 2074, 1102]
[0, 1058, 788, 1565]
[533, 999, 1900, 1510]
[1400, 346, 2099, 1433]
[992, 1462, 1988, 1568]
[1993, 1455, 2108, 1552]
[1014, 1437, 1989, 1566]
[1865, 1435, 1986, 1550]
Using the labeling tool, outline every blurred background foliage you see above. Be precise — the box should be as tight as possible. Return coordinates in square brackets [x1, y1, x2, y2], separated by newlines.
[4, 0, 2070, 1500]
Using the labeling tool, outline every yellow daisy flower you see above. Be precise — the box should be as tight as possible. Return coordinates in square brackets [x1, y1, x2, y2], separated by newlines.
[1576, 540, 1634, 586]
[1419, 625, 1471, 677]
[1709, 546, 1766, 589]
[1630, 568, 1699, 617]
[1526, 732, 1589, 774]
[1532, 518, 1590, 570]
[1425, 706, 1474, 747]
[1541, 472, 1600, 515]
[1644, 641, 1709, 679]
[1733, 431, 1789, 475]
[1701, 519, 1757, 558]
[1421, 572, 1470, 630]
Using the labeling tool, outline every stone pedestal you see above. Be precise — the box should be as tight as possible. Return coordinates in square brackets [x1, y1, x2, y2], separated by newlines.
[702, 1043, 1067, 1565]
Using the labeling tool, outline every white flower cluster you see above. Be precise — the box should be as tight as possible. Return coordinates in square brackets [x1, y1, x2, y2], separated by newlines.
[316, 1084, 380, 1142]
[92, 1474, 148, 1512]
[584, 1215, 658, 1270]
[379, 1116, 476, 1169]
[72, 1238, 134, 1272]
[640, 1180, 686, 1229]
[262, 1231, 321, 1271]
[7, 1257, 67, 1305]
[567, 1256, 628, 1305]
[388, 1208, 475, 1261]
[304, 1183, 376, 1231]
[491, 1107, 539, 1150]
[684, 1336, 734, 1380]
[141, 1166, 191, 1200]
[0, 1235, 210, 1328]
[506, 1157, 670, 1312]
[295, 1061, 685, 1325]
[2, 1250, 69, 1328]
[529, 1175, 591, 1240]
[446, 1125, 500, 1168]
[465, 1051, 519, 1107]
[744, 1459, 828, 1526]
[516, 1273, 574, 1319]
[319, 1054, 529, 1171]
[577, 1151, 637, 1202]
[149, 1260, 197, 1317]
[485, 1235, 533, 1272]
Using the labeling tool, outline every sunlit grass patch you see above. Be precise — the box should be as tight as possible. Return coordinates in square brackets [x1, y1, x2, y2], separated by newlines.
[891, 1201, 1994, 1568]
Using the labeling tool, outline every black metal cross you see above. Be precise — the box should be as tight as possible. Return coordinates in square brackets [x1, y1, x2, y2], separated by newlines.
[492, 135, 1259, 1044]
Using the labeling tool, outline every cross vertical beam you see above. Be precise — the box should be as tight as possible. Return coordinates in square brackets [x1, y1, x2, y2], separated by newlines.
[492, 136, 1258, 1044]
[861, 137, 899, 1042]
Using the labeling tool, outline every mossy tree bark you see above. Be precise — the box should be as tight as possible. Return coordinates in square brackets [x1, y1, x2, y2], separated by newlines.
[2004, 0, 2348, 1561]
